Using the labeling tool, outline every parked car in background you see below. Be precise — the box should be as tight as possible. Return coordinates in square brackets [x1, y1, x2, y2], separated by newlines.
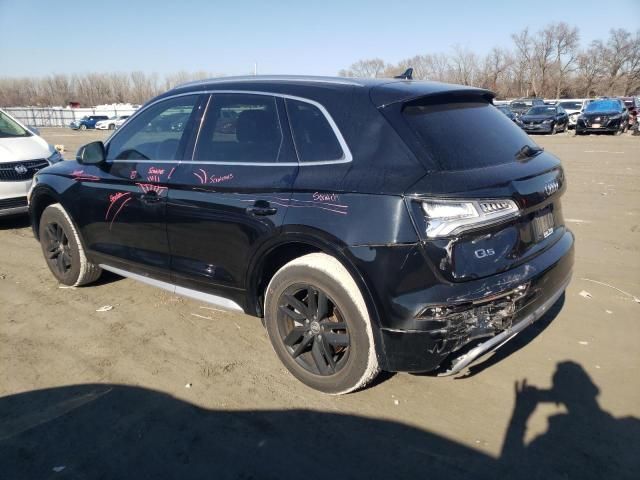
[114, 116, 131, 129]
[28, 75, 574, 393]
[0, 108, 62, 217]
[69, 115, 109, 130]
[576, 98, 629, 135]
[620, 97, 639, 129]
[495, 104, 522, 125]
[519, 105, 569, 134]
[510, 98, 545, 117]
[95, 116, 130, 130]
[557, 99, 586, 129]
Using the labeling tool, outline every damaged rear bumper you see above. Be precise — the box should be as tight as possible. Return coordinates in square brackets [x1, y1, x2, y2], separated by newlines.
[376, 229, 574, 373]
[437, 272, 570, 376]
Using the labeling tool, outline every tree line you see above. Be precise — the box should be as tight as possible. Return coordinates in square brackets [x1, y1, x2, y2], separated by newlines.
[0, 71, 220, 107]
[339, 24, 640, 99]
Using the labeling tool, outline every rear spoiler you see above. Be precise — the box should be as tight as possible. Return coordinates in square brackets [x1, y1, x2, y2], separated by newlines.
[371, 81, 495, 109]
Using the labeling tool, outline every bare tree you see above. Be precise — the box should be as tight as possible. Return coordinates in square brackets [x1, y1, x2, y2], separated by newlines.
[549, 23, 580, 98]
[480, 47, 513, 96]
[339, 58, 389, 78]
[449, 46, 479, 86]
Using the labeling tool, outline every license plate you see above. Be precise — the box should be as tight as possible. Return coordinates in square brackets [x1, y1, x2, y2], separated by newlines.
[592, 123, 601, 128]
[532, 211, 555, 241]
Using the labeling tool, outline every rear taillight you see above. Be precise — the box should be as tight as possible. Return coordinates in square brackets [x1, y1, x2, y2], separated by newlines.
[420, 199, 519, 238]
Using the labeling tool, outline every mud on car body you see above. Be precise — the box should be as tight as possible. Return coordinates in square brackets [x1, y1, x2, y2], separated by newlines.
[28, 75, 574, 393]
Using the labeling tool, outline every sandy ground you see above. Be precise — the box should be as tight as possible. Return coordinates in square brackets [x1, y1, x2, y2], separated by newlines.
[1, 128, 638, 479]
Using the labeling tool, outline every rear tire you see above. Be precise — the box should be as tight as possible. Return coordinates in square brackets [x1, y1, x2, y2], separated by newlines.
[39, 204, 102, 286]
[264, 253, 380, 394]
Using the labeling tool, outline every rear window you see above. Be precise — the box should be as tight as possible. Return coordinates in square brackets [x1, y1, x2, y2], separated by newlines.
[527, 106, 557, 115]
[559, 101, 582, 110]
[402, 97, 538, 171]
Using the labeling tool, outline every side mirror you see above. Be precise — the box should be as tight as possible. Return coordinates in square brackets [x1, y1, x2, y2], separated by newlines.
[76, 141, 106, 165]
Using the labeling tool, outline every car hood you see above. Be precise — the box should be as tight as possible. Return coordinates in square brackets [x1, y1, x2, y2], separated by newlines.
[521, 114, 554, 121]
[0, 135, 51, 163]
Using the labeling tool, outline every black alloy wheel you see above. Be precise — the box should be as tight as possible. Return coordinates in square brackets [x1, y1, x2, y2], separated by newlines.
[42, 222, 73, 277]
[277, 284, 350, 376]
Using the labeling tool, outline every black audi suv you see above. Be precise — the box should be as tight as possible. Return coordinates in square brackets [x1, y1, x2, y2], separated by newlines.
[519, 105, 569, 134]
[576, 98, 629, 135]
[28, 76, 574, 393]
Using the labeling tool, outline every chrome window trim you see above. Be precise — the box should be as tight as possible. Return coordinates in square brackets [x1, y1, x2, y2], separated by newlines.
[106, 90, 353, 167]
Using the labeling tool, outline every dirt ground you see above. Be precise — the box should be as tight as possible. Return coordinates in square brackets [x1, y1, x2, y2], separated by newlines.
[1, 128, 639, 479]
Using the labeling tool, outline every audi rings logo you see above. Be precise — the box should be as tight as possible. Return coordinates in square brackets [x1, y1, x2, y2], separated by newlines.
[544, 180, 559, 196]
[14, 164, 28, 175]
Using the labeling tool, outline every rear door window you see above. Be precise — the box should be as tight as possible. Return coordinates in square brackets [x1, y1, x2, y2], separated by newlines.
[285, 99, 344, 162]
[402, 96, 538, 171]
[194, 93, 283, 163]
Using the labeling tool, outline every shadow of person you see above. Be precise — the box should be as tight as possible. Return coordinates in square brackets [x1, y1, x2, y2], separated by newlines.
[500, 361, 640, 480]
[0, 383, 496, 479]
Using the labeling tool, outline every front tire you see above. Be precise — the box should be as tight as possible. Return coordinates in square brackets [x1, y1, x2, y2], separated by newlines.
[264, 253, 380, 394]
[79, 124, 87, 131]
[39, 204, 102, 286]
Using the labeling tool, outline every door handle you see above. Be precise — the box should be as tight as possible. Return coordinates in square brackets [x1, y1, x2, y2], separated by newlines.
[246, 200, 277, 216]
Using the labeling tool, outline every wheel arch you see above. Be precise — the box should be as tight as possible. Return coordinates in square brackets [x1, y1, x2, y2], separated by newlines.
[29, 185, 63, 241]
[246, 229, 384, 334]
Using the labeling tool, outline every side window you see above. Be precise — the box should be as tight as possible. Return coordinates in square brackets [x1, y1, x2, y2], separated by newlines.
[285, 99, 344, 162]
[194, 93, 283, 163]
[107, 95, 199, 161]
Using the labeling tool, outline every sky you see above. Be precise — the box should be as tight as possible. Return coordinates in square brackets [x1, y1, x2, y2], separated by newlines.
[1, 0, 639, 78]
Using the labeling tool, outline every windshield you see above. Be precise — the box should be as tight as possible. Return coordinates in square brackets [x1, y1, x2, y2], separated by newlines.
[526, 106, 557, 115]
[402, 97, 538, 171]
[559, 101, 582, 110]
[0, 111, 30, 138]
[585, 100, 621, 113]
[510, 102, 528, 109]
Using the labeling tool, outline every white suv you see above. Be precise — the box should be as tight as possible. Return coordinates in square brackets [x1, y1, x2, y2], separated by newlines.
[0, 109, 62, 217]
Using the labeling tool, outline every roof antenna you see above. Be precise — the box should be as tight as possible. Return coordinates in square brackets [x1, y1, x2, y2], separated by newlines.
[394, 68, 413, 80]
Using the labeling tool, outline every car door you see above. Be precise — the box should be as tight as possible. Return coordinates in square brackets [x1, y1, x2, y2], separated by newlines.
[72, 94, 204, 281]
[166, 92, 299, 306]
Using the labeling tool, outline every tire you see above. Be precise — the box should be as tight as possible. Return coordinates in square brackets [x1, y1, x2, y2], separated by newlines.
[264, 253, 380, 394]
[550, 123, 556, 135]
[39, 204, 102, 286]
[79, 124, 87, 131]
[109, 123, 115, 130]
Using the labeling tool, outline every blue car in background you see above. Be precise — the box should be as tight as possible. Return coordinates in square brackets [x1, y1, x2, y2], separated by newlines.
[69, 115, 109, 130]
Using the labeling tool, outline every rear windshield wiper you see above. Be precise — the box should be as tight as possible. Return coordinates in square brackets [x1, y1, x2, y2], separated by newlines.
[515, 144, 544, 160]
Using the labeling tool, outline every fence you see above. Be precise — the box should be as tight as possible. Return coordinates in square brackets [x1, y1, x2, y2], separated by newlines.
[2, 106, 139, 127]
